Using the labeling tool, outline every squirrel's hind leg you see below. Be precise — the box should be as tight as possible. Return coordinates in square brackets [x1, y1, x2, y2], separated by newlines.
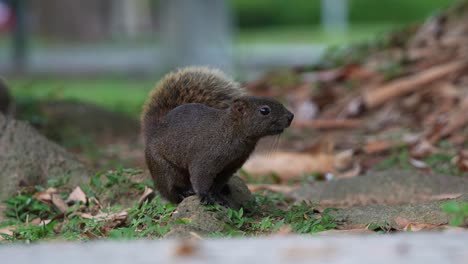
[189, 167, 229, 207]
[146, 150, 191, 204]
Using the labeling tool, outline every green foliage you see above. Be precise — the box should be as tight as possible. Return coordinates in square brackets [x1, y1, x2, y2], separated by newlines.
[232, 0, 452, 29]
[128, 197, 176, 237]
[375, 148, 412, 171]
[83, 168, 148, 198]
[378, 60, 406, 81]
[424, 153, 461, 175]
[214, 193, 337, 236]
[367, 222, 394, 233]
[1, 169, 336, 241]
[441, 201, 468, 227]
[4, 194, 57, 223]
[10, 78, 154, 118]
[5, 221, 58, 242]
[375, 147, 462, 175]
[349, 0, 452, 24]
[110, 197, 177, 239]
[232, 0, 320, 28]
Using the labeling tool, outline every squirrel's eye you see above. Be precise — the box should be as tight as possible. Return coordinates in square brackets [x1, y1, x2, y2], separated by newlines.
[259, 106, 271, 115]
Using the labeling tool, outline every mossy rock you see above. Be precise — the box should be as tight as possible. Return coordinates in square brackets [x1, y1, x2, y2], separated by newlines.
[0, 114, 89, 201]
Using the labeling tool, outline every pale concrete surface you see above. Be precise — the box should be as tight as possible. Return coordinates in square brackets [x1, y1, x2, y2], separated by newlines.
[1, 232, 468, 264]
[0, 44, 325, 78]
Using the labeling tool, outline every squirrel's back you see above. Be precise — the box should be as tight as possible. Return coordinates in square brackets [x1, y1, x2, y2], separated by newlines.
[141, 67, 244, 141]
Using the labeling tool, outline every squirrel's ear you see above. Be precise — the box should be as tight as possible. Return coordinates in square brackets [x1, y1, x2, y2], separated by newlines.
[232, 99, 247, 116]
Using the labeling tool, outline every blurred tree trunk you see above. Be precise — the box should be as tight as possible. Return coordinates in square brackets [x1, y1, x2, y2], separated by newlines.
[159, 0, 233, 73]
[321, 0, 348, 32]
[110, 0, 151, 38]
[32, 0, 112, 41]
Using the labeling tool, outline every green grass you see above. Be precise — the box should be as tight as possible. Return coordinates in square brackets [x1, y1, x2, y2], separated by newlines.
[375, 146, 463, 176]
[9, 78, 154, 117]
[236, 23, 401, 45]
[441, 201, 468, 227]
[0, 168, 337, 242]
[232, 0, 454, 28]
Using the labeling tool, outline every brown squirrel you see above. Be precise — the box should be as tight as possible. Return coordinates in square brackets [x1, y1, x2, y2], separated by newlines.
[141, 67, 294, 206]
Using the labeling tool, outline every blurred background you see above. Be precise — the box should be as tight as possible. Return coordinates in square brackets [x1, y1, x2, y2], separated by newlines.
[0, 0, 454, 117]
[0, 0, 454, 118]
[0, 0, 453, 76]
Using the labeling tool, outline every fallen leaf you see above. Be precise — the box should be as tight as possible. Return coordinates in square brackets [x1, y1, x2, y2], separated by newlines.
[138, 186, 155, 206]
[333, 149, 355, 172]
[33, 192, 52, 204]
[33, 187, 59, 204]
[272, 225, 294, 236]
[409, 159, 429, 169]
[403, 223, 442, 232]
[363, 140, 394, 154]
[52, 194, 69, 213]
[78, 210, 128, 223]
[410, 140, 435, 158]
[395, 217, 443, 231]
[66, 186, 87, 205]
[247, 184, 298, 193]
[0, 226, 14, 241]
[29, 218, 42, 225]
[453, 150, 468, 172]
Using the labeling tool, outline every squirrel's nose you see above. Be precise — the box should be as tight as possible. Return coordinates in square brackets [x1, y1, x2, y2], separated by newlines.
[287, 112, 294, 125]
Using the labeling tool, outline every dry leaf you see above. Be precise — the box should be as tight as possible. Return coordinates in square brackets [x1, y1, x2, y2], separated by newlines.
[363, 140, 394, 154]
[29, 218, 42, 225]
[403, 223, 442, 232]
[78, 210, 128, 223]
[410, 140, 435, 158]
[409, 159, 429, 169]
[66, 186, 87, 205]
[247, 184, 298, 193]
[272, 225, 294, 236]
[33, 192, 52, 204]
[138, 186, 155, 206]
[0, 226, 14, 240]
[52, 194, 69, 213]
[333, 149, 355, 172]
[453, 150, 468, 172]
[395, 217, 442, 231]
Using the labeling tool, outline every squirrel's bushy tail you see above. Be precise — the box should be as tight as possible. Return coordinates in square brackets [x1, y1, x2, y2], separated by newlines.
[141, 67, 243, 140]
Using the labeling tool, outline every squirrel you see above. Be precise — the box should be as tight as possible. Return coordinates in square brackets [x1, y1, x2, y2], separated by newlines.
[141, 67, 294, 206]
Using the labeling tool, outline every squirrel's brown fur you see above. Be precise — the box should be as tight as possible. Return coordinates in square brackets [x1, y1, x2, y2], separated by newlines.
[142, 67, 244, 138]
[141, 67, 293, 206]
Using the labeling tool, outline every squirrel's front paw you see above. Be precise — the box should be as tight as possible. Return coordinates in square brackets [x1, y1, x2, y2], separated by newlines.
[200, 193, 229, 207]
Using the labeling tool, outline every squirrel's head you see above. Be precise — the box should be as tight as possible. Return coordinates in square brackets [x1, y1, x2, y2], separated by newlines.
[230, 96, 294, 138]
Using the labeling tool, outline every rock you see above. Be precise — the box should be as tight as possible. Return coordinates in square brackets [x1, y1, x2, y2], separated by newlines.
[293, 170, 468, 207]
[224, 175, 253, 209]
[0, 114, 89, 201]
[0, 79, 12, 114]
[164, 176, 252, 239]
[330, 193, 468, 228]
[165, 196, 227, 239]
